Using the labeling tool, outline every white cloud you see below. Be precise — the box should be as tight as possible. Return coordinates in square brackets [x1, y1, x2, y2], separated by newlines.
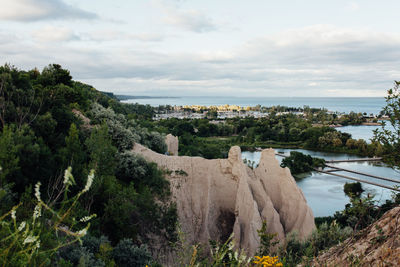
[86, 30, 165, 42]
[163, 9, 216, 33]
[1, 25, 398, 97]
[154, 1, 216, 33]
[0, 0, 97, 21]
[346, 2, 360, 11]
[0, 31, 19, 44]
[240, 25, 400, 66]
[31, 26, 80, 42]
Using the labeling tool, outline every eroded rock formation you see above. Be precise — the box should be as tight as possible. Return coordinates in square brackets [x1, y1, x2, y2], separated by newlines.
[132, 142, 315, 255]
[165, 134, 179, 156]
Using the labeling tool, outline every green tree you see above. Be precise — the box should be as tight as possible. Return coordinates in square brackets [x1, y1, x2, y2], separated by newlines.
[0, 125, 19, 186]
[280, 151, 325, 176]
[86, 123, 117, 178]
[343, 182, 364, 198]
[373, 81, 400, 169]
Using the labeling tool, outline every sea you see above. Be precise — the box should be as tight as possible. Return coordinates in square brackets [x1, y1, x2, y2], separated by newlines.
[123, 96, 386, 115]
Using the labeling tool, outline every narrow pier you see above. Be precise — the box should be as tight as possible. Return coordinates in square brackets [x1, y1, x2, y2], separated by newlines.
[316, 169, 400, 192]
[325, 157, 382, 163]
[325, 164, 400, 184]
[274, 153, 399, 191]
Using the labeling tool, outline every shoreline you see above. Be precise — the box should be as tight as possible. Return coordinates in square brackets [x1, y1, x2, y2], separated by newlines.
[333, 122, 382, 128]
[361, 122, 382, 126]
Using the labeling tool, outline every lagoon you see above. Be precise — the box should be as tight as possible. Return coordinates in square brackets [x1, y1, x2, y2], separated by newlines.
[242, 148, 400, 217]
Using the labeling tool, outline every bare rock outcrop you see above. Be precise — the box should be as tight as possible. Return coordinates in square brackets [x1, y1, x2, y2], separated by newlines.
[165, 134, 179, 155]
[132, 143, 315, 255]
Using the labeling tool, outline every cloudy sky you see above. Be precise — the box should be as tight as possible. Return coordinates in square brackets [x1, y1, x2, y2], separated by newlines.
[1, 0, 400, 97]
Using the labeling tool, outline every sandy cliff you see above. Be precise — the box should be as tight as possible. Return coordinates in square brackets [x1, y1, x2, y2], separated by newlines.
[132, 142, 315, 255]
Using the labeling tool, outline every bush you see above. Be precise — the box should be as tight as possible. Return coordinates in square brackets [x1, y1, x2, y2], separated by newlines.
[58, 235, 114, 267]
[344, 182, 364, 198]
[116, 151, 169, 196]
[278, 222, 352, 266]
[0, 168, 95, 266]
[112, 239, 151, 267]
[90, 103, 166, 153]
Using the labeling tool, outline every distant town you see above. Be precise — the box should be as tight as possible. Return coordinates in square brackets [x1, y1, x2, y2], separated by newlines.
[109, 93, 386, 124]
[153, 104, 385, 125]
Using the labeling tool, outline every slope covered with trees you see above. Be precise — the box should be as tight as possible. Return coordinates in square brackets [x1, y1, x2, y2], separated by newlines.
[0, 64, 177, 266]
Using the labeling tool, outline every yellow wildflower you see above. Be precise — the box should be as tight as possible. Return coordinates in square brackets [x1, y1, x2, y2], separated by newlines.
[253, 255, 283, 267]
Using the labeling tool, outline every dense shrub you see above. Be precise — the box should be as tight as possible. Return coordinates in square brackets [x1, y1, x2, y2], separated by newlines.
[343, 182, 364, 198]
[112, 239, 151, 267]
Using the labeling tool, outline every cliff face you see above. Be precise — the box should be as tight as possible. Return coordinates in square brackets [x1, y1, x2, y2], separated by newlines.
[132, 143, 315, 255]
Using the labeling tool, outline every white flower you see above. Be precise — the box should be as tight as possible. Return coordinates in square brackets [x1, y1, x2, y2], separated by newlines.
[11, 210, 16, 220]
[33, 205, 41, 220]
[79, 215, 95, 223]
[76, 228, 87, 237]
[23, 235, 38, 245]
[18, 221, 26, 232]
[34, 241, 40, 250]
[82, 170, 94, 193]
[63, 167, 74, 186]
[34, 182, 41, 201]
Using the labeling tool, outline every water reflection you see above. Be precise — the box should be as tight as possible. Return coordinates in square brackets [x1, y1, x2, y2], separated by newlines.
[242, 148, 400, 217]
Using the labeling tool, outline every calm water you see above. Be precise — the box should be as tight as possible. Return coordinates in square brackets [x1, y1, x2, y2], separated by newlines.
[123, 97, 386, 115]
[338, 124, 396, 143]
[242, 149, 400, 217]
[338, 125, 381, 142]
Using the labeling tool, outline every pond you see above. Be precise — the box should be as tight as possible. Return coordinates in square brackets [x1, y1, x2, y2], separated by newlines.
[242, 148, 400, 217]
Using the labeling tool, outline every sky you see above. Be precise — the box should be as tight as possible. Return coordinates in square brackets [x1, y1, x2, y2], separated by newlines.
[1, 0, 400, 97]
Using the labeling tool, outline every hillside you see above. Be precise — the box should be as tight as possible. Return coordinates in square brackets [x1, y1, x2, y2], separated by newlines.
[312, 206, 400, 266]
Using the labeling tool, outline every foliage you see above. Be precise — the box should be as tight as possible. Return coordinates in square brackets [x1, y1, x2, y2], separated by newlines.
[280, 151, 325, 175]
[112, 239, 151, 267]
[333, 195, 379, 230]
[207, 234, 251, 267]
[343, 182, 364, 198]
[90, 103, 167, 153]
[373, 81, 400, 169]
[0, 64, 177, 265]
[115, 151, 170, 196]
[0, 168, 95, 266]
[0, 125, 19, 186]
[330, 191, 400, 231]
[256, 221, 279, 256]
[277, 222, 352, 266]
